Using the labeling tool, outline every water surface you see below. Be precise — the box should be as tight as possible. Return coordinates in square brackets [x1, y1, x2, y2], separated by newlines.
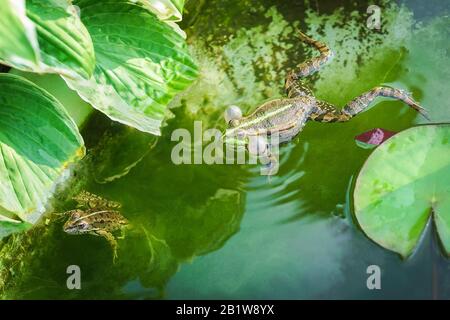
[0, 0, 449, 299]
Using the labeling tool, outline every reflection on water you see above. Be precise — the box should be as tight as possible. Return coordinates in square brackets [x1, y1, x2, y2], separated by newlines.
[0, 0, 449, 299]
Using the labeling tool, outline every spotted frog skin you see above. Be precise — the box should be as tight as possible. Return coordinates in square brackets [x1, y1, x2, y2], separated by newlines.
[224, 31, 428, 155]
[63, 191, 128, 261]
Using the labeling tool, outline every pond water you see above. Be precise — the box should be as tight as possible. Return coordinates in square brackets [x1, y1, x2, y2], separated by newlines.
[0, 0, 449, 299]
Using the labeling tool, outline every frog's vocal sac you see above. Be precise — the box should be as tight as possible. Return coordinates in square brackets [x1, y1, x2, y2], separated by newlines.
[62, 191, 128, 261]
[223, 31, 429, 156]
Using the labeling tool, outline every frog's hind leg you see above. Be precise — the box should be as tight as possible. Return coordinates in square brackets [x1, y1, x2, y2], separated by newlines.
[309, 100, 351, 122]
[295, 31, 334, 78]
[74, 191, 121, 210]
[342, 86, 429, 119]
[96, 230, 118, 263]
[285, 77, 314, 98]
[285, 31, 333, 98]
[310, 86, 429, 122]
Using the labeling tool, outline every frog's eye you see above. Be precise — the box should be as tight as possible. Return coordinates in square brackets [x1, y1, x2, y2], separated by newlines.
[71, 212, 81, 219]
[224, 105, 243, 125]
[78, 221, 89, 230]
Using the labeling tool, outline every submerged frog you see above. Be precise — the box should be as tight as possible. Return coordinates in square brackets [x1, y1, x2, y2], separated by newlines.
[223, 31, 428, 169]
[63, 191, 128, 261]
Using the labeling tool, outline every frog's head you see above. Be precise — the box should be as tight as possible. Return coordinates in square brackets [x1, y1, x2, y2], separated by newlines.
[222, 105, 248, 148]
[63, 213, 91, 235]
[222, 105, 270, 156]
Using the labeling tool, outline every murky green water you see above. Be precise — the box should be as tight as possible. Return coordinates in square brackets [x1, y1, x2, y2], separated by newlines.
[1, 0, 449, 299]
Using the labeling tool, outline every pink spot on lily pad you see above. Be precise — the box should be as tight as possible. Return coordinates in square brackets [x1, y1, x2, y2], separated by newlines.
[355, 128, 397, 149]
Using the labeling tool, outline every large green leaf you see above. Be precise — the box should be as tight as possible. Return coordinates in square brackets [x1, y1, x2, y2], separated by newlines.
[354, 124, 450, 258]
[0, 0, 40, 70]
[25, 0, 95, 78]
[9, 69, 94, 129]
[0, 74, 85, 235]
[139, 0, 185, 22]
[138, 0, 186, 37]
[0, 0, 95, 79]
[66, 0, 198, 135]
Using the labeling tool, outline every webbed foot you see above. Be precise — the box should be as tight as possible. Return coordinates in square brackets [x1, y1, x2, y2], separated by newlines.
[262, 153, 279, 178]
[310, 87, 430, 123]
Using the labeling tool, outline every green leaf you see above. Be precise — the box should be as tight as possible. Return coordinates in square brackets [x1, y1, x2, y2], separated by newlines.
[0, 74, 85, 228]
[354, 124, 450, 258]
[139, 0, 185, 22]
[9, 69, 94, 129]
[0, 0, 95, 79]
[0, 0, 40, 70]
[138, 0, 186, 37]
[25, 0, 95, 78]
[66, 0, 198, 135]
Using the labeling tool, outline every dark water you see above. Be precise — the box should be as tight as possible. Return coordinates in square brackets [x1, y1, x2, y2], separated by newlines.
[0, 0, 449, 299]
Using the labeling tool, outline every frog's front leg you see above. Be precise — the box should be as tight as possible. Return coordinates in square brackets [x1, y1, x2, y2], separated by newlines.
[285, 75, 313, 98]
[309, 100, 351, 122]
[247, 136, 279, 176]
[310, 86, 429, 122]
[96, 229, 118, 262]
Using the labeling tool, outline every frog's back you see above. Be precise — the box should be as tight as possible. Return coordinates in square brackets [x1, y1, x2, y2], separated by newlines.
[242, 96, 314, 133]
[88, 210, 128, 231]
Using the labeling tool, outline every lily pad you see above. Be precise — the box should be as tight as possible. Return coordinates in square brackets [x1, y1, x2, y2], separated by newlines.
[65, 0, 198, 135]
[354, 124, 450, 258]
[0, 74, 85, 237]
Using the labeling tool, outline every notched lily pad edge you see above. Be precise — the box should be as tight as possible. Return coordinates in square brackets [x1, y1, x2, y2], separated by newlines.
[351, 123, 450, 260]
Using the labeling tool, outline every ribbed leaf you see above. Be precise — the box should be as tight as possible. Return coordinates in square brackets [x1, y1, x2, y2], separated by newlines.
[139, 0, 185, 22]
[25, 0, 95, 78]
[138, 0, 186, 37]
[0, 74, 85, 231]
[66, 0, 198, 135]
[0, 0, 40, 70]
[0, 0, 95, 79]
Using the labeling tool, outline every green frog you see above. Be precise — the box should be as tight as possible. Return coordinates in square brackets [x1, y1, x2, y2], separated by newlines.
[63, 191, 128, 261]
[223, 31, 429, 168]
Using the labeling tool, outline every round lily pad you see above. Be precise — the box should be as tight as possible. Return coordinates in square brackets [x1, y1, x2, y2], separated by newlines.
[354, 124, 450, 258]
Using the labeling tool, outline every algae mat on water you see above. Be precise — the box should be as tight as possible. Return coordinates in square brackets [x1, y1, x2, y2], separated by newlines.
[354, 124, 450, 258]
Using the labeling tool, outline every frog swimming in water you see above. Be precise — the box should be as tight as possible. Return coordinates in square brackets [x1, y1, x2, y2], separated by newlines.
[223, 31, 429, 170]
[63, 191, 128, 261]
